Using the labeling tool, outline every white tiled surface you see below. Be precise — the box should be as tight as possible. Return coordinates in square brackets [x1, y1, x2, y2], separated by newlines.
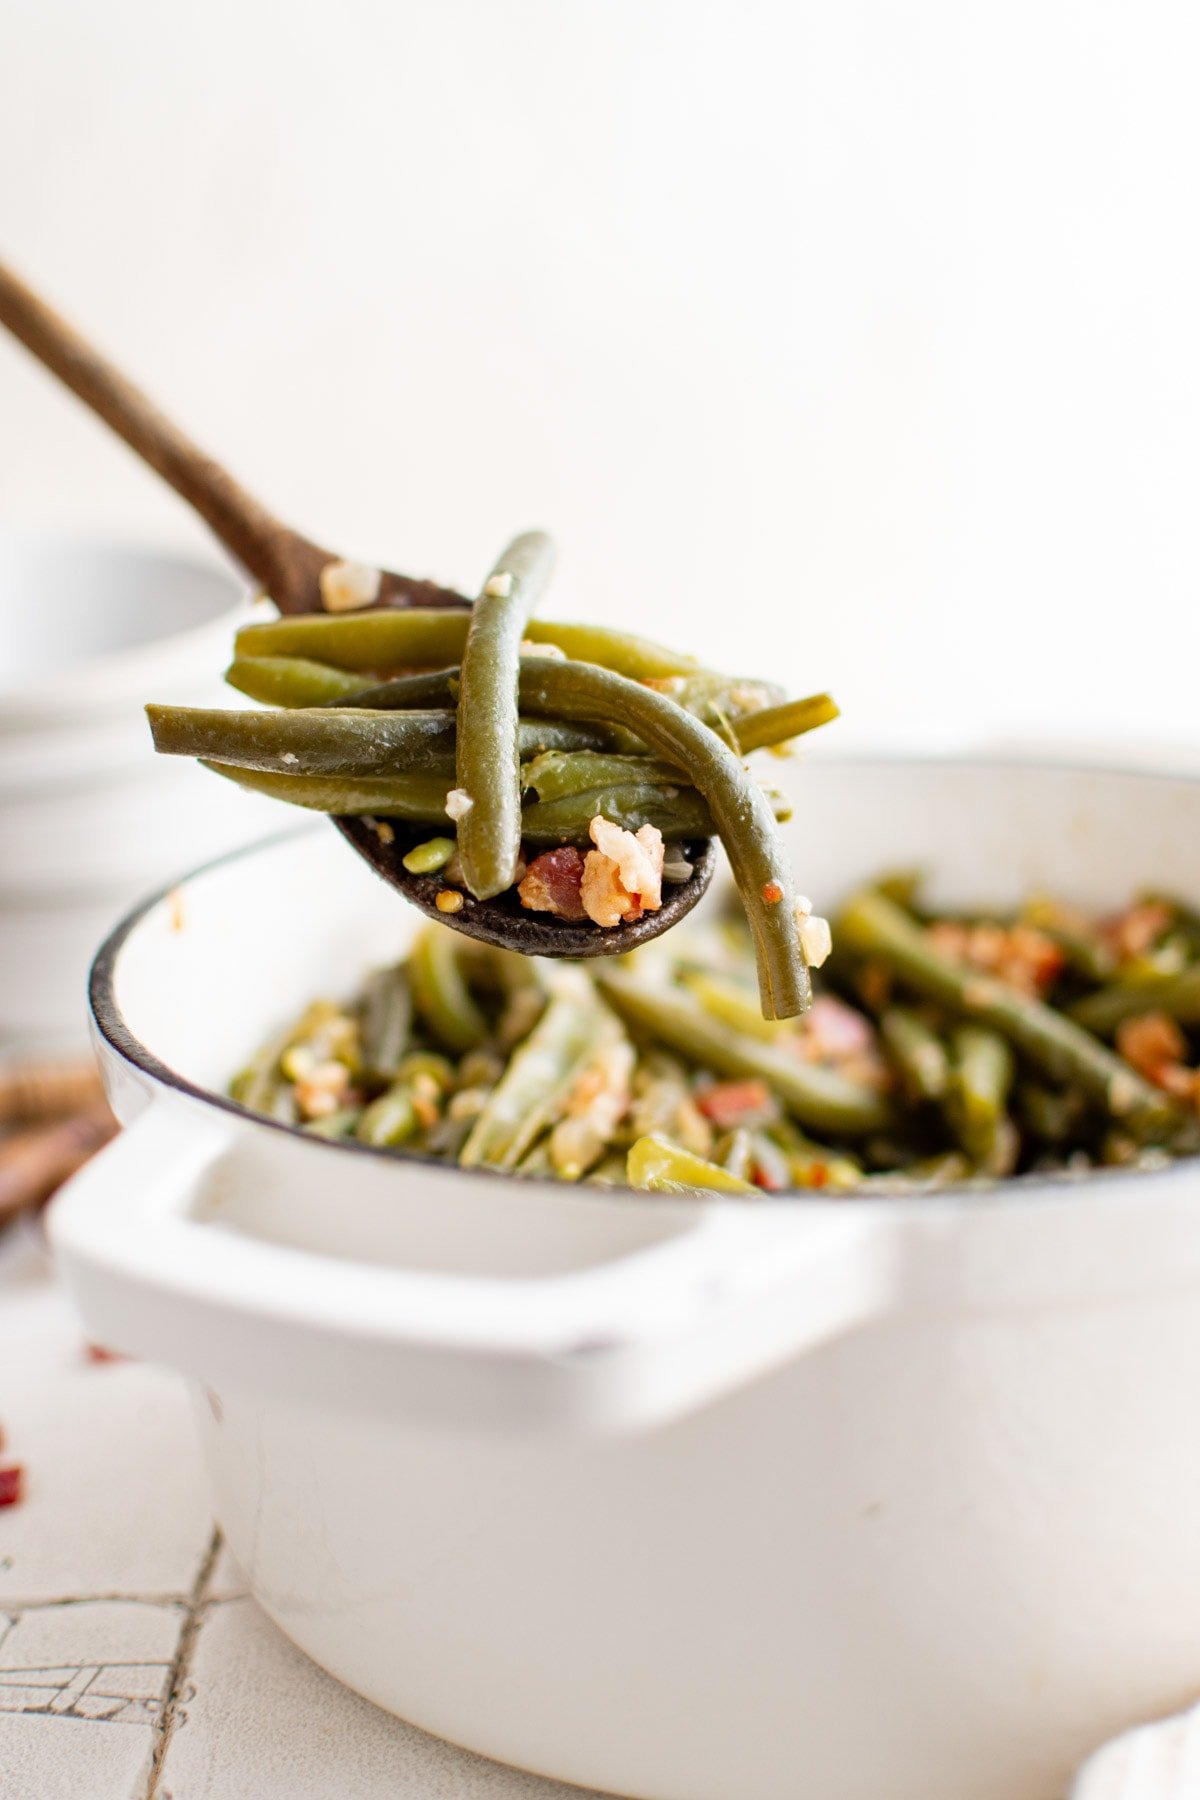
[0, 1221, 605, 1800]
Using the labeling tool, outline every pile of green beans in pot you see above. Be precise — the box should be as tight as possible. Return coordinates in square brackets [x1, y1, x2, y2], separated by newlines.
[147, 531, 843, 1020]
[227, 879, 1200, 1193]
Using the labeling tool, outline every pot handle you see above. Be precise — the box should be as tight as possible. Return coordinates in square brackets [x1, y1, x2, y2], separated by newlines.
[49, 1100, 902, 1436]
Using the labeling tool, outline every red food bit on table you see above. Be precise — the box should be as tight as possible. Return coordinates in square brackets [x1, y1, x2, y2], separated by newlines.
[0, 1464, 25, 1509]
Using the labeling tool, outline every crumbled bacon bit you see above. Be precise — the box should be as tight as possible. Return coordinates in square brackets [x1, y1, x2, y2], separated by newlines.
[1104, 901, 1174, 963]
[518, 847, 588, 921]
[803, 996, 876, 1060]
[761, 881, 784, 905]
[926, 918, 1063, 995]
[0, 1465, 24, 1509]
[697, 1079, 777, 1130]
[579, 819, 665, 928]
[85, 1343, 125, 1364]
[1116, 1012, 1188, 1085]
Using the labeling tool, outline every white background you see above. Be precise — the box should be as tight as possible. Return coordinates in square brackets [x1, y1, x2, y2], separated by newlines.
[1, 0, 1197, 756]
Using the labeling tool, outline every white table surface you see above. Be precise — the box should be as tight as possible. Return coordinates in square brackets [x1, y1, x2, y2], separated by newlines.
[0, 1220, 607, 1800]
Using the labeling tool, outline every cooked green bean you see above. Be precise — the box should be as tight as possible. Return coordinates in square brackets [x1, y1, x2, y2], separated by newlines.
[1068, 961, 1200, 1035]
[879, 1005, 950, 1102]
[456, 533, 557, 900]
[355, 1086, 419, 1147]
[731, 693, 841, 754]
[359, 966, 412, 1083]
[225, 656, 376, 708]
[520, 786, 718, 846]
[836, 888, 1181, 1139]
[409, 926, 489, 1054]
[402, 837, 456, 875]
[460, 981, 610, 1169]
[626, 1134, 757, 1194]
[518, 659, 811, 1019]
[596, 969, 892, 1136]
[521, 750, 685, 804]
[679, 969, 796, 1043]
[202, 761, 456, 819]
[946, 1025, 1016, 1170]
[234, 611, 704, 682]
[150, 704, 598, 778]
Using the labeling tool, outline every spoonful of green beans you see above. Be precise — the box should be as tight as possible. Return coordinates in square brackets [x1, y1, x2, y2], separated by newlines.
[1, 259, 836, 1013]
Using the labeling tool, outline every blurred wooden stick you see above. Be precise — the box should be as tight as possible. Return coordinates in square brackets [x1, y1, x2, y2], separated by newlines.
[0, 1105, 117, 1224]
[0, 1055, 105, 1129]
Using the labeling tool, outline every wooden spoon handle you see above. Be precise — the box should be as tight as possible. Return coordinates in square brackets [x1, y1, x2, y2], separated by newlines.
[0, 260, 468, 615]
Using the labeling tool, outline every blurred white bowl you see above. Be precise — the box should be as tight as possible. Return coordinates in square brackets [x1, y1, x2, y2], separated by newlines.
[0, 532, 274, 1045]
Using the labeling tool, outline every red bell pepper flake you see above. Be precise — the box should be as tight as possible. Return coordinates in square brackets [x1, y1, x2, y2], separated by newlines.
[697, 1079, 775, 1131]
[85, 1342, 125, 1364]
[0, 1464, 25, 1509]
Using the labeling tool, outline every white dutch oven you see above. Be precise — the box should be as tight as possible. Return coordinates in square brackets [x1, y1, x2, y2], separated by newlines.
[50, 758, 1200, 1800]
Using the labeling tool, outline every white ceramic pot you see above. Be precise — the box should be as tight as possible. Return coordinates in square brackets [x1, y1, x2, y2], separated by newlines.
[50, 758, 1200, 1800]
[0, 532, 273, 1043]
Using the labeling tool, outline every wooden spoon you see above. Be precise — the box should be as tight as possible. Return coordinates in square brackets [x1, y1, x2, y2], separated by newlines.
[0, 259, 466, 616]
[0, 259, 716, 951]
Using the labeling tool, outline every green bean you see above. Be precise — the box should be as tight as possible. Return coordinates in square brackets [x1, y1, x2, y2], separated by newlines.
[836, 888, 1180, 1139]
[409, 926, 489, 1054]
[150, 704, 606, 779]
[358, 966, 412, 1082]
[202, 761, 456, 819]
[455, 532, 557, 900]
[946, 1025, 1016, 1170]
[304, 1107, 362, 1139]
[626, 1134, 758, 1194]
[731, 693, 841, 754]
[460, 981, 610, 1169]
[680, 969, 796, 1043]
[1016, 1081, 1089, 1145]
[234, 612, 703, 681]
[328, 668, 462, 711]
[355, 1085, 419, 1147]
[225, 656, 376, 707]
[228, 1020, 298, 1122]
[1068, 961, 1200, 1035]
[596, 970, 892, 1136]
[518, 659, 811, 1018]
[402, 837, 456, 875]
[521, 786, 721, 846]
[879, 1005, 950, 1102]
[1141, 892, 1200, 956]
[521, 750, 685, 804]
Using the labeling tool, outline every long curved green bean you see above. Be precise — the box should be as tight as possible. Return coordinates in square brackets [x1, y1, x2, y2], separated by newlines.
[234, 611, 705, 682]
[596, 969, 892, 1136]
[517, 659, 810, 1018]
[835, 888, 1181, 1139]
[456, 532, 557, 900]
[149, 704, 600, 777]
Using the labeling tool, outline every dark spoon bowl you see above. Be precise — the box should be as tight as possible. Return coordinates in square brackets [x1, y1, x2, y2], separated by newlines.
[333, 818, 718, 956]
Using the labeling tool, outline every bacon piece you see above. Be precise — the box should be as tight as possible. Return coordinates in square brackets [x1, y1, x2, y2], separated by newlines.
[0, 1464, 24, 1509]
[518, 847, 588, 921]
[579, 820, 665, 928]
[1116, 1011, 1188, 1085]
[697, 1079, 776, 1130]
